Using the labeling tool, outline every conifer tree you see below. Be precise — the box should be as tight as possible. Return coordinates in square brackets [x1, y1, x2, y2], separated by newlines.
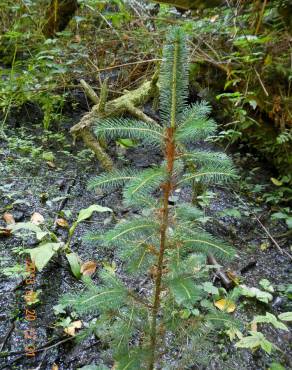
[61, 27, 238, 369]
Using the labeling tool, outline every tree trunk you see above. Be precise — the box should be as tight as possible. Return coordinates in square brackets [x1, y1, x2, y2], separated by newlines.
[43, 0, 79, 38]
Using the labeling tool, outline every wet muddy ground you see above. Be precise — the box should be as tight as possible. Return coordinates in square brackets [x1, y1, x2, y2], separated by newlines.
[0, 103, 291, 370]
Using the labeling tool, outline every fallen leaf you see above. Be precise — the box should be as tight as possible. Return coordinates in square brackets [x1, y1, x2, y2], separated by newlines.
[251, 321, 257, 332]
[81, 261, 97, 276]
[210, 15, 219, 23]
[52, 364, 58, 370]
[260, 242, 269, 251]
[46, 161, 56, 168]
[3, 212, 15, 225]
[56, 218, 69, 228]
[24, 290, 39, 305]
[227, 270, 240, 285]
[74, 34, 81, 43]
[270, 177, 282, 186]
[31, 212, 45, 225]
[214, 298, 236, 313]
[64, 320, 82, 336]
[0, 228, 11, 237]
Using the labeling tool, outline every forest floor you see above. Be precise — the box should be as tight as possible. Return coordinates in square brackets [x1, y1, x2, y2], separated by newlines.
[0, 99, 291, 370]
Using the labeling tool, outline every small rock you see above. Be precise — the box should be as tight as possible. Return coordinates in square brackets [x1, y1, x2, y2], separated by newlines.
[12, 210, 25, 222]
[272, 296, 284, 308]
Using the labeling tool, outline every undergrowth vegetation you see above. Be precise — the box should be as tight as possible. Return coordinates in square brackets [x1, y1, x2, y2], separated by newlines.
[0, 1, 291, 370]
[1, 1, 291, 181]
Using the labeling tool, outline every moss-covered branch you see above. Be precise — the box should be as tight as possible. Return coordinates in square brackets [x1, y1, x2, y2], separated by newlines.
[70, 74, 159, 170]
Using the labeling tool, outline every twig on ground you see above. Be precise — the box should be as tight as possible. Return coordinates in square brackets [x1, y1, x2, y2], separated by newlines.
[71, 72, 159, 170]
[234, 192, 292, 260]
[254, 214, 292, 260]
[52, 176, 77, 230]
[0, 322, 15, 352]
[208, 254, 233, 289]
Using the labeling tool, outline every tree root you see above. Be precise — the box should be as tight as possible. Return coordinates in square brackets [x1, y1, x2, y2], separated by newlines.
[70, 73, 159, 171]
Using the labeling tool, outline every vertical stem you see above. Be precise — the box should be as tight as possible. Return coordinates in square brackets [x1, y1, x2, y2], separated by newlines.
[255, 0, 268, 35]
[148, 128, 175, 370]
[148, 37, 179, 370]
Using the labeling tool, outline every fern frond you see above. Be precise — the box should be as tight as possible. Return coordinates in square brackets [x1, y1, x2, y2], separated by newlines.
[123, 194, 159, 209]
[168, 276, 204, 306]
[87, 168, 138, 191]
[175, 117, 217, 144]
[98, 217, 159, 247]
[117, 233, 159, 273]
[175, 203, 204, 222]
[167, 252, 207, 279]
[123, 166, 166, 206]
[115, 348, 149, 370]
[179, 101, 212, 125]
[100, 309, 141, 357]
[159, 27, 189, 126]
[61, 271, 128, 314]
[181, 150, 233, 167]
[125, 245, 156, 273]
[178, 163, 238, 185]
[174, 225, 235, 259]
[94, 118, 164, 146]
[205, 311, 241, 330]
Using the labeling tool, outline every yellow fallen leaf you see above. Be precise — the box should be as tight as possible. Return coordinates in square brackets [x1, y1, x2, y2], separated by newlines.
[214, 299, 236, 313]
[260, 242, 269, 251]
[270, 177, 282, 186]
[52, 364, 59, 370]
[81, 261, 97, 276]
[56, 218, 69, 228]
[3, 212, 15, 225]
[227, 270, 240, 285]
[31, 212, 45, 225]
[64, 320, 82, 336]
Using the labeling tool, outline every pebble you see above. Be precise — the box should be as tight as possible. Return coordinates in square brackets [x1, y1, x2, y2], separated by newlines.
[12, 210, 24, 222]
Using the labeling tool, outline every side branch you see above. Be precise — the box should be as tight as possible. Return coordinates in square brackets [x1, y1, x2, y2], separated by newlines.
[71, 74, 159, 170]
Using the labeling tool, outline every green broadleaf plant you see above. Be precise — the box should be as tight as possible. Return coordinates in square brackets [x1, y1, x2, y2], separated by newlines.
[12, 205, 111, 273]
[61, 28, 238, 369]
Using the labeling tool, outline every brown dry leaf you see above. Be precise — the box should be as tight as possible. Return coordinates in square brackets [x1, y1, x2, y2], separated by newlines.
[52, 364, 59, 370]
[210, 15, 219, 23]
[81, 261, 97, 276]
[64, 320, 82, 336]
[56, 218, 69, 228]
[251, 321, 257, 332]
[214, 299, 236, 313]
[31, 212, 45, 225]
[3, 212, 15, 225]
[0, 228, 11, 238]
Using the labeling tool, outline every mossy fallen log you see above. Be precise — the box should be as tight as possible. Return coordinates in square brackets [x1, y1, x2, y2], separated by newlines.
[151, 0, 224, 10]
[70, 74, 159, 171]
